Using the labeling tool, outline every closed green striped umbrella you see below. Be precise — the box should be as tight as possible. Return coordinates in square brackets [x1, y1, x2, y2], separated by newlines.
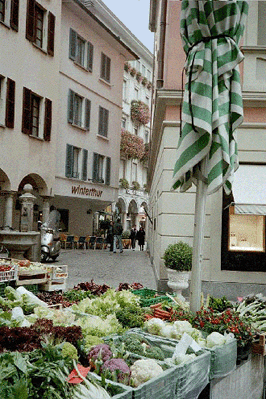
[172, 0, 248, 194]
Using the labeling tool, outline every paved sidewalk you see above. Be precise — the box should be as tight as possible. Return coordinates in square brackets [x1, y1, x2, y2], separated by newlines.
[57, 247, 157, 290]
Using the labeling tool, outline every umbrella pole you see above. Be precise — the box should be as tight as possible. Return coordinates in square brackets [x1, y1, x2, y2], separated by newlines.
[190, 157, 208, 312]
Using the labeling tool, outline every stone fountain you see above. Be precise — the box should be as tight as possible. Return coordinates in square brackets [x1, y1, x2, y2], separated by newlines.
[0, 184, 41, 261]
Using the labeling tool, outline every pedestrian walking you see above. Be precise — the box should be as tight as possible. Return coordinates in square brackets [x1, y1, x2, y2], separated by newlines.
[137, 226, 145, 251]
[107, 221, 114, 252]
[113, 217, 123, 253]
[129, 226, 137, 250]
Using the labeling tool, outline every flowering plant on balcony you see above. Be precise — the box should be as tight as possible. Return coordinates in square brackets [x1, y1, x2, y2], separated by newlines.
[131, 100, 150, 125]
[136, 71, 142, 82]
[142, 77, 148, 87]
[147, 81, 152, 90]
[130, 67, 137, 77]
[120, 129, 145, 160]
[140, 143, 150, 164]
[119, 178, 129, 189]
[132, 181, 140, 191]
[124, 61, 131, 73]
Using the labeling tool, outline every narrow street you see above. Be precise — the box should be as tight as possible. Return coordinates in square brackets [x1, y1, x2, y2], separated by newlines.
[56, 247, 157, 290]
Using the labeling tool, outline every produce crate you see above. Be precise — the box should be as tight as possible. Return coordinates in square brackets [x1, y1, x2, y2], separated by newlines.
[207, 338, 237, 379]
[126, 330, 210, 399]
[39, 278, 67, 292]
[132, 288, 175, 307]
[0, 265, 17, 283]
[252, 333, 266, 356]
[24, 284, 39, 295]
[16, 269, 48, 285]
[45, 265, 68, 280]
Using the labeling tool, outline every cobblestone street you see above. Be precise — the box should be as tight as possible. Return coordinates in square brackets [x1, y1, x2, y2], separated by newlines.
[56, 247, 157, 290]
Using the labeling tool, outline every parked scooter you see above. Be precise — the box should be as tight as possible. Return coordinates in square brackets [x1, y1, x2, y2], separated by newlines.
[40, 210, 61, 262]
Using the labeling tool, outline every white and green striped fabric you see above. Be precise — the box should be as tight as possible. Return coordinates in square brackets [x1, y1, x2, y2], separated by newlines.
[172, 0, 248, 194]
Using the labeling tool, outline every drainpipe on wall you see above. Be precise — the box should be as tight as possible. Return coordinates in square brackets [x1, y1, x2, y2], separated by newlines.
[157, 0, 167, 89]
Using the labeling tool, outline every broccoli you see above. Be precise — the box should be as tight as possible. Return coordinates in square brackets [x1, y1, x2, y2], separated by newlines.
[145, 346, 165, 361]
[120, 334, 164, 360]
[115, 306, 145, 328]
[61, 342, 78, 361]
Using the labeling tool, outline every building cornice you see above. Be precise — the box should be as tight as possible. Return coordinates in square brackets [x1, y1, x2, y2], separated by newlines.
[242, 91, 266, 107]
[70, 0, 139, 60]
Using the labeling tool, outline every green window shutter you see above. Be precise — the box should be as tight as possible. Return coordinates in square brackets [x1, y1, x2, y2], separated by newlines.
[26, 0, 35, 42]
[104, 109, 109, 137]
[44, 98, 52, 141]
[65, 144, 74, 177]
[87, 42, 93, 72]
[22, 87, 32, 134]
[85, 99, 91, 130]
[82, 149, 88, 180]
[105, 157, 111, 185]
[5, 78, 15, 129]
[92, 152, 99, 182]
[69, 28, 76, 60]
[98, 106, 103, 135]
[106, 56, 111, 82]
[68, 89, 74, 123]
[10, 0, 19, 31]
[47, 12, 55, 56]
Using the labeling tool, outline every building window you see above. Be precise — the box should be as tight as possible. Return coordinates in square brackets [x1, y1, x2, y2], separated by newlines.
[0, 0, 19, 30]
[31, 94, 40, 137]
[136, 60, 140, 72]
[0, 0, 5, 22]
[65, 144, 88, 180]
[26, 0, 55, 55]
[123, 79, 128, 102]
[258, 1, 266, 46]
[147, 69, 151, 81]
[134, 88, 139, 99]
[21, 87, 52, 141]
[0, 76, 16, 128]
[98, 106, 109, 137]
[144, 130, 149, 144]
[92, 153, 111, 185]
[100, 52, 111, 82]
[69, 29, 93, 71]
[145, 96, 150, 105]
[121, 116, 127, 129]
[132, 162, 137, 182]
[134, 126, 138, 136]
[68, 89, 91, 130]
[142, 64, 146, 77]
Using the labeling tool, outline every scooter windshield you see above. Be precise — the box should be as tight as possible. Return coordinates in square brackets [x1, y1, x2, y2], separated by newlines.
[42, 210, 61, 231]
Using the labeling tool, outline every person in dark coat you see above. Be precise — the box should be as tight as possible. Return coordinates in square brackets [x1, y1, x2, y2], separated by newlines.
[137, 226, 145, 251]
[113, 217, 123, 253]
[129, 225, 137, 250]
[107, 221, 114, 252]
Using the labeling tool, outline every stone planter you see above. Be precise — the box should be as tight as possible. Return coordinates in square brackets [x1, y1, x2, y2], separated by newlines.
[166, 268, 190, 301]
[122, 239, 131, 249]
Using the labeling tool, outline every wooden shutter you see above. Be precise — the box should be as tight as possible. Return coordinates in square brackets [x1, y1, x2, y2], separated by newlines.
[67, 89, 74, 123]
[100, 53, 105, 79]
[47, 12, 55, 56]
[65, 144, 74, 177]
[105, 157, 111, 185]
[44, 98, 52, 141]
[10, 0, 19, 31]
[82, 149, 88, 180]
[104, 109, 109, 137]
[106, 56, 111, 82]
[26, 0, 35, 42]
[85, 99, 91, 130]
[5, 78, 15, 128]
[69, 28, 76, 60]
[87, 42, 93, 72]
[92, 152, 99, 182]
[22, 87, 32, 134]
[98, 106, 103, 135]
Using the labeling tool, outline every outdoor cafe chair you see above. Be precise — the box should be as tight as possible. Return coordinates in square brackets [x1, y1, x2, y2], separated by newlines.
[95, 237, 104, 250]
[65, 235, 75, 249]
[88, 236, 96, 249]
[77, 236, 86, 249]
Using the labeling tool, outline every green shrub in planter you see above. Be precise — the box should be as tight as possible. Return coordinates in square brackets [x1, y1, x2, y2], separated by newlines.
[163, 241, 192, 271]
[122, 230, 131, 239]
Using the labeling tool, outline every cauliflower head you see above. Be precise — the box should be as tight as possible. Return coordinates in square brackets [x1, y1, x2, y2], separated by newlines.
[130, 358, 164, 387]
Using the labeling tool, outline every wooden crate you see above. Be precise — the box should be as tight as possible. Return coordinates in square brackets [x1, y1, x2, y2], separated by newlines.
[16, 269, 48, 285]
[40, 278, 67, 292]
[251, 333, 266, 356]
